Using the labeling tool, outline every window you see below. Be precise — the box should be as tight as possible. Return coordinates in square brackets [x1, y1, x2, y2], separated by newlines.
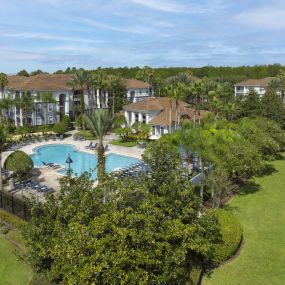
[135, 113, 139, 122]
[48, 103, 53, 112]
[37, 104, 42, 112]
[236, 86, 244, 91]
[37, 118, 42, 125]
[142, 114, 146, 123]
[48, 116, 53, 124]
[160, 127, 165, 135]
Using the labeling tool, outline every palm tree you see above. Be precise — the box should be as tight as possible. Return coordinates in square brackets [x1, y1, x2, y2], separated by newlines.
[0, 73, 8, 100]
[37, 92, 56, 129]
[68, 70, 89, 128]
[106, 75, 126, 117]
[0, 124, 9, 191]
[166, 82, 187, 129]
[83, 109, 115, 185]
[20, 91, 34, 125]
[136, 66, 154, 84]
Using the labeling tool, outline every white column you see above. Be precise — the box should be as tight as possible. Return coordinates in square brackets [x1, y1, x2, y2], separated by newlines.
[139, 113, 143, 122]
[65, 94, 70, 115]
[96, 89, 100, 108]
[146, 113, 150, 124]
[124, 111, 129, 125]
[131, 112, 136, 125]
[105, 91, 108, 107]
[14, 107, 17, 126]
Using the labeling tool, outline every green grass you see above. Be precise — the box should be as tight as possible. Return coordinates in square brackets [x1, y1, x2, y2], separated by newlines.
[76, 130, 96, 140]
[204, 155, 285, 285]
[110, 139, 137, 147]
[0, 236, 33, 285]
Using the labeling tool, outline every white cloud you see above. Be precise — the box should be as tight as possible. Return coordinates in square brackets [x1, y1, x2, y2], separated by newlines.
[128, 0, 188, 13]
[76, 17, 153, 34]
[236, 4, 285, 30]
[127, 0, 227, 14]
[2, 32, 105, 44]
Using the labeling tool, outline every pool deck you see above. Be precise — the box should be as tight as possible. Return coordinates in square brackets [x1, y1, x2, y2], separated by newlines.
[2, 132, 145, 198]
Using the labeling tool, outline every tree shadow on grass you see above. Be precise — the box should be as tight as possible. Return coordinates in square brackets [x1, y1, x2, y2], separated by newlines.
[274, 153, 285, 161]
[258, 163, 277, 177]
[237, 181, 261, 196]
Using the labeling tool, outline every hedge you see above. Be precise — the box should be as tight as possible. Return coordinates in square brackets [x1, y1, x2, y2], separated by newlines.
[210, 208, 243, 264]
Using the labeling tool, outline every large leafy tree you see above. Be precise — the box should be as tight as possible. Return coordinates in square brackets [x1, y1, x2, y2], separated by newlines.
[83, 109, 114, 184]
[260, 90, 285, 126]
[23, 143, 220, 284]
[236, 89, 262, 118]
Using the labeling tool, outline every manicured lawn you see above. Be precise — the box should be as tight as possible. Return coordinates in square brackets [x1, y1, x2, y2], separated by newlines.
[110, 139, 137, 147]
[204, 155, 285, 285]
[0, 236, 33, 285]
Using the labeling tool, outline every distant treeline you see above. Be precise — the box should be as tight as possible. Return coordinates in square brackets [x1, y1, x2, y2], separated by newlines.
[17, 64, 285, 84]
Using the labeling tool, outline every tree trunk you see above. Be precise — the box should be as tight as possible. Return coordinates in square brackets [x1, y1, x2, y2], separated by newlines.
[112, 90, 115, 117]
[200, 159, 204, 201]
[80, 90, 86, 131]
[97, 138, 106, 185]
[0, 151, 2, 191]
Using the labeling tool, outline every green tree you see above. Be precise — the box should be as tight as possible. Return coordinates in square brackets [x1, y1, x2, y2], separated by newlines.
[0, 73, 8, 99]
[106, 75, 127, 116]
[18, 91, 34, 125]
[205, 169, 236, 208]
[0, 124, 9, 190]
[68, 70, 89, 128]
[23, 145, 221, 284]
[37, 92, 56, 129]
[17, 69, 29, 77]
[136, 65, 154, 84]
[165, 82, 187, 128]
[260, 90, 285, 126]
[237, 89, 262, 118]
[4, 150, 33, 180]
[83, 109, 114, 184]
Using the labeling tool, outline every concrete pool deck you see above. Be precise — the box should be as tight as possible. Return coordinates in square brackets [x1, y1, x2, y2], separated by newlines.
[2, 132, 145, 199]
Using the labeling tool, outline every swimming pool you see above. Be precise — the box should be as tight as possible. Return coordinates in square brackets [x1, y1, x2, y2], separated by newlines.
[31, 144, 140, 180]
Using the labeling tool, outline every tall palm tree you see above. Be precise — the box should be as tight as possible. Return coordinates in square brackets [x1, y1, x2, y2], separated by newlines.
[20, 91, 34, 125]
[37, 92, 56, 129]
[0, 124, 9, 191]
[106, 75, 125, 117]
[0, 73, 8, 100]
[68, 70, 89, 128]
[83, 109, 114, 184]
[166, 82, 187, 129]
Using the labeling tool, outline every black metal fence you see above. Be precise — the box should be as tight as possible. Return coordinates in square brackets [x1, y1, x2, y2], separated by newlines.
[0, 191, 30, 221]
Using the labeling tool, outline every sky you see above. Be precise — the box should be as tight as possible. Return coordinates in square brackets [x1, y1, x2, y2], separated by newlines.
[1, 0, 285, 73]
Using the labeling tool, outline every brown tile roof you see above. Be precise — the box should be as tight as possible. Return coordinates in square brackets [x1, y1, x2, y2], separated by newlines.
[7, 74, 73, 91]
[123, 97, 207, 126]
[235, 77, 275, 87]
[124, 78, 151, 89]
[7, 74, 151, 92]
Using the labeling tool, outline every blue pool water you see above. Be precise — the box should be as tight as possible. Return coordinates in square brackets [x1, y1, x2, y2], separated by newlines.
[31, 144, 140, 180]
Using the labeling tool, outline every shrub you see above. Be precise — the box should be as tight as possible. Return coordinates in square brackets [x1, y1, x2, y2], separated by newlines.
[4, 151, 34, 179]
[210, 208, 243, 264]
[52, 121, 68, 135]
